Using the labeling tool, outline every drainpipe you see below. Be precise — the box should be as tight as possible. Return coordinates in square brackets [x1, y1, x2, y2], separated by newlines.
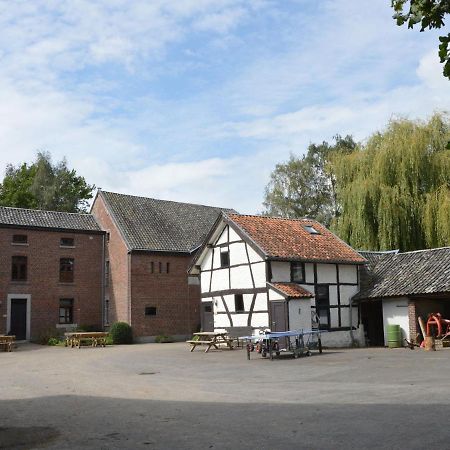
[349, 295, 355, 347]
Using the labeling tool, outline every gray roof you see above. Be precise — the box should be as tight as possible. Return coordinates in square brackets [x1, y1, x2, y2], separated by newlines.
[0, 206, 102, 232]
[99, 191, 235, 253]
[355, 248, 450, 300]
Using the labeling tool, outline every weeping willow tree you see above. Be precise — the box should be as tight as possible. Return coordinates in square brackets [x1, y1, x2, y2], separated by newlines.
[331, 113, 450, 251]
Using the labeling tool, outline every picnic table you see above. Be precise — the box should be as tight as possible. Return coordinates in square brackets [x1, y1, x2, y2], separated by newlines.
[65, 332, 108, 349]
[0, 335, 15, 352]
[187, 331, 234, 353]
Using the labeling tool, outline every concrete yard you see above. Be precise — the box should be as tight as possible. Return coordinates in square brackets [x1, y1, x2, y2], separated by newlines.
[1, 343, 450, 449]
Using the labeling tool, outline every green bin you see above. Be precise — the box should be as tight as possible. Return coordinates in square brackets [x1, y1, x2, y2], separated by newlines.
[387, 324, 402, 348]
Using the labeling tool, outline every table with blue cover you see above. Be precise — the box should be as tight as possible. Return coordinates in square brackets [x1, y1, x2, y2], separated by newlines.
[240, 330, 323, 360]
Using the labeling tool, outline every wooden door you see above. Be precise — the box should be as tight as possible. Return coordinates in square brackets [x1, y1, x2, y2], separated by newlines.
[10, 298, 27, 340]
[201, 301, 214, 332]
[270, 301, 287, 332]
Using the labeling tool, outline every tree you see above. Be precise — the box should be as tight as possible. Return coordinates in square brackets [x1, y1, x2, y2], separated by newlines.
[0, 152, 95, 212]
[331, 113, 450, 251]
[392, 0, 450, 79]
[263, 136, 357, 226]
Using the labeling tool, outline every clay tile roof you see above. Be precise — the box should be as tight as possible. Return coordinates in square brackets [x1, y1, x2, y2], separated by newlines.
[227, 214, 366, 264]
[0, 206, 102, 233]
[270, 282, 314, 298]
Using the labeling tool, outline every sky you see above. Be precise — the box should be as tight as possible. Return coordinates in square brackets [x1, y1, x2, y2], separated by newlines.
[0, 0, 449, 213]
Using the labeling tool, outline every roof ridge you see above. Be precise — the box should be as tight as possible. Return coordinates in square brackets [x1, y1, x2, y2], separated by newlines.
[102, 190, 234, 211]
[228, 213, 317, 222]
[0, 205, 92, 216]
[395, 246, 450, 255]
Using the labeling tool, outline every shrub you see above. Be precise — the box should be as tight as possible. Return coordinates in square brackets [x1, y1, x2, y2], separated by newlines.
[34, 327, 61, 345]
[155, 334, 175, 343]
[109, 322, 133, 344]
[47, 337, 60, 346]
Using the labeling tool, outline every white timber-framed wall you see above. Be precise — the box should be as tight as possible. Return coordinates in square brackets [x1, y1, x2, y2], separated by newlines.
[194, 217, 365, 346]
[199, 223, 269, 331]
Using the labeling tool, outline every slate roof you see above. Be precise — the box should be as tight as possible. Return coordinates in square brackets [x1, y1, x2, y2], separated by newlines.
[354, 247, 450, 300]
[269, 282, 314, 299]
[0, 205, 102, 232]
[227, 214, 366, 264]
[99, 191, 234, 253]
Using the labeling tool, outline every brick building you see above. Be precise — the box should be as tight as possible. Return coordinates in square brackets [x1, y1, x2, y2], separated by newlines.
[91, 190, 232, 341]
[0, 206, 105, 341]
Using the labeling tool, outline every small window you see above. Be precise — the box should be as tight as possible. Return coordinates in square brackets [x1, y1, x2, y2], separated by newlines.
[104, 299, 110, 325]
[166, 262, 170, 274]
[11, 256, 27, 281]
[291, 262, 305, 283]
[150, 262, 154, 274]
[60, 258, 74, 283]
[220, 251, 230, 268]
[60, 237, 74, 247]
[59, 298, 74, 324]
[234, 294, 244, 312]
[12, 234, 28, 244]
[159, 262, 162, 273]
[145, 306, 157, 316]
[204, 305, 212, 313]
[303, 225, 320, 235]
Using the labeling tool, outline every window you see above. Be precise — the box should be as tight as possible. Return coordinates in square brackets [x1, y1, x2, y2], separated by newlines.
[59, 298, 74, 324]
[150, 262, 154, 273]
[12, 234, 27, 244]
[145, 306, 157, 316]
[11, 256, 27, 281]
[60, 237, 74, 247]
[60, 258, 74, 283]
[316, 285, 330, 330]
[159, 262, 162, 273]
[290, 262, 305, 283]
[105, 261, 110, 286]
[303, 225, 320, 235]
[166, 262, 170, 274]
[220, 251, 230, 268]
[234, 294, 244, 312]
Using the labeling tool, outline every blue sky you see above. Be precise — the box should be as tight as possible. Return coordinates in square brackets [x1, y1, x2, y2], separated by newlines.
[0, 0, 448, 213]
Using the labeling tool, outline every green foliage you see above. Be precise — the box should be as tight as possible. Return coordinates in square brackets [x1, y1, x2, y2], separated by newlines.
[109, 322, 133, 345]
[155, 334, 175, 343]
[34, 327, 62, 345]
[0, 151, 95, 212]
[332, 113, 450, 251]
[47, 337, 61, 346]
[263, 136, 357, 226]
[392, 0, 450, 78]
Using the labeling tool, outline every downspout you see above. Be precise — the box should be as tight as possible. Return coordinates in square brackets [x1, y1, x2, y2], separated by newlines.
[349, 295, 355, 347]
[101, 233, 106, 330]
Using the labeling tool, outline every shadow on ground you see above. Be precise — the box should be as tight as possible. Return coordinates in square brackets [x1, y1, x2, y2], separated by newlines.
[1, 395, 449, 450]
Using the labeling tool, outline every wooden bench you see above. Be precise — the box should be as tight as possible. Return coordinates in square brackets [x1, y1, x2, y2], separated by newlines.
[0, 335, 15, 352]
[187, 332, 233, 353]
[65, 332, 108, 349]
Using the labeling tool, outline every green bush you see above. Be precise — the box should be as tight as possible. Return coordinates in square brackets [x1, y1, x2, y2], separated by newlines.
[109, 322, 133, 344]
[47, 337, 60, 346]
[155, 334, 175, 343]
[34, 327, 61, 345]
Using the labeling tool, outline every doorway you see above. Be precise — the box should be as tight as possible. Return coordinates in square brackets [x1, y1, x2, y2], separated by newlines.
[360, 300, 384, 346]
[270, 301, 287, 332]
[7, 295, 30, 340]
[201, 301, 214, 332]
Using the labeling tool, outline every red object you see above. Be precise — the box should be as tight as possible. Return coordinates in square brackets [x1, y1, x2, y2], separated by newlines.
[426, 313, 450, 337]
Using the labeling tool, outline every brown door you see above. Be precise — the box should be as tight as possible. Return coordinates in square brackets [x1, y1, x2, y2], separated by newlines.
[10, 298, 27, 340]
[270, 301, 287, 332]
[201, 302, 214, 332]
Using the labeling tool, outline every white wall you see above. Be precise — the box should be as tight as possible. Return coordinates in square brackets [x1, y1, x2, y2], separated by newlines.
[382, 297, 409, 345]
[339, 264, 358, 284]
[320, 326, 365, 348]
[288, 298, 313, 331]
[271, 261, 290, 282]
[317, 264, 337, 283]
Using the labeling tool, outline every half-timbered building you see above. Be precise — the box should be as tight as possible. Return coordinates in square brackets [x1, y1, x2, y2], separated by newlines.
[189, 213, 367, 346]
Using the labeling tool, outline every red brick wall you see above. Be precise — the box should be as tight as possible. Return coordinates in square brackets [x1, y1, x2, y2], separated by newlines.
[408, 300, 417, 338]
[0, 227, 103, 340]
[130, 252, 200, 338]
[91, 194, 130, 325]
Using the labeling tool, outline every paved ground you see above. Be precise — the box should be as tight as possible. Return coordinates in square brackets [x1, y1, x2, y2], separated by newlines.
[1, 343, 450, 449]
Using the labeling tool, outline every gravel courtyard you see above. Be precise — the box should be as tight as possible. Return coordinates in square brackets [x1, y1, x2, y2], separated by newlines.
[1, 343, 450, 450]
